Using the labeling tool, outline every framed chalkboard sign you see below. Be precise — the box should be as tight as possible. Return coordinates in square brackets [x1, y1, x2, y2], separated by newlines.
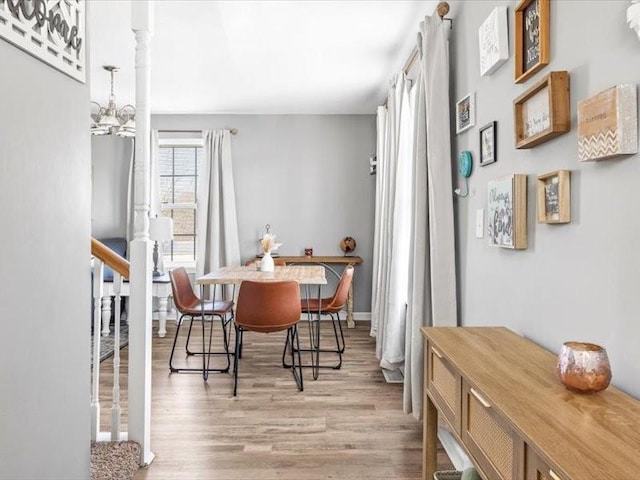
[514, 0, 549, 84]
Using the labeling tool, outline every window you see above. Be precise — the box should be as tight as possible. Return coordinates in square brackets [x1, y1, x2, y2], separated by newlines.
[158, 142, 203, 263]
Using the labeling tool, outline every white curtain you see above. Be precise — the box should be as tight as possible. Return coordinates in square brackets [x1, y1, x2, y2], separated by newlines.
[370, 14, 458, 419]
[404, 15, 458, 419]
[196, 130, 240, 292]
[371, 73, 415, 369]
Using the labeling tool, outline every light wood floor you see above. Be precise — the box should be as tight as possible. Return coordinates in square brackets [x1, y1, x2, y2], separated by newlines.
[99, 320, 453, 479]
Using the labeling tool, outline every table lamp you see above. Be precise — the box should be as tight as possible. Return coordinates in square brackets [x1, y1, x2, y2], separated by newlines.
[149, 216, 174, 277]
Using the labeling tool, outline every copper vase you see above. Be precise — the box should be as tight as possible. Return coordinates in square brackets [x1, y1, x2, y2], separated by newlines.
[557, 342, 612, 394]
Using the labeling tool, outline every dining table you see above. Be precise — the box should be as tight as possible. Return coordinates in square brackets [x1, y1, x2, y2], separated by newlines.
[196, 265, 327, 380]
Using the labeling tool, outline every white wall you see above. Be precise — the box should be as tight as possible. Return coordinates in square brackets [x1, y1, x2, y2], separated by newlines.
[0, 42, 91, 479]
[93, 114, 376, 311]
[450, 0, 640, 398]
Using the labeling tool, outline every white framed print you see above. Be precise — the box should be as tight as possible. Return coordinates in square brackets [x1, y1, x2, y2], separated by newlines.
[479, 6, 509, 77]
[455, 93, 476, 134]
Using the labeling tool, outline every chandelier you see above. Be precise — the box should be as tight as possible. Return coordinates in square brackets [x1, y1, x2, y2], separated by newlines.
[91, 66, 135, 138]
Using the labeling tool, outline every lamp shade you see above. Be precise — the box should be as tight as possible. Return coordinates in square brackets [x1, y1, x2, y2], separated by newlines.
[149, 216, 174, 241]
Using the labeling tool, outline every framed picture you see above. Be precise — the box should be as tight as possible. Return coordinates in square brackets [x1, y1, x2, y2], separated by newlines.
[514, 71, 570, 149]
[578, 84, 638, 162]
[479, 122, 497, 166]
[536, 170, 570, 224]
[456, 93, 475, 134]
[487, 174, 527, 250]
[514, 0, 549, 84]
[479, 6, 509, 77]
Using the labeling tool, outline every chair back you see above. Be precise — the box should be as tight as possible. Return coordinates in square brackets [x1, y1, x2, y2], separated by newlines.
[169, 267, 199, 313]
[235, 281, 301, 333]
[326, 265, 354, 310]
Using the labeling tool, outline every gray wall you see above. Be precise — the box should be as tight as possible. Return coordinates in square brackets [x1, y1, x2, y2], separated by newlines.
[92, 136, 133, 239]
[93, 115, 376, 311]
[0, 43, 91, 478]
[450, 0, 640, 398]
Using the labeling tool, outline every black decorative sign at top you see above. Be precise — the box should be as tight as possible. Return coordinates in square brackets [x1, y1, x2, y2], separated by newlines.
[523, 0, 540, 72]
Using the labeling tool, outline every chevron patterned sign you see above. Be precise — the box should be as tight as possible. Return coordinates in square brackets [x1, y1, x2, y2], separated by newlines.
[578, 84, 638, 162]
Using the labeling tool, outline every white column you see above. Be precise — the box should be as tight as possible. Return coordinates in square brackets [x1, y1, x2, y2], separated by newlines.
[129, 0, 155, 467]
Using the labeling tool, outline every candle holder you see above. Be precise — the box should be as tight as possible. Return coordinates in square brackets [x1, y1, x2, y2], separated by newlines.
[557, 341, 611, 394]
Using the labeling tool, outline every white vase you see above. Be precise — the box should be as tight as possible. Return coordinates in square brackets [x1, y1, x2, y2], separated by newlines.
[261, 251, 274, 272]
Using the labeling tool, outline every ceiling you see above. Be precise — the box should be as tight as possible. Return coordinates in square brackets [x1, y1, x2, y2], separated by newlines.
[88, 0, 439, 115]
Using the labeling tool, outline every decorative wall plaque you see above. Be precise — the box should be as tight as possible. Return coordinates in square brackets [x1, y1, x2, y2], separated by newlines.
[514, 0, 549, 84]
[536, 170, 570, 224]
[478, 6, 509, 77]
[577, 84, 638, 162]
[514, 71, 570, 149]
[487, 174, 527, 250]
[0, 0, 86, 83]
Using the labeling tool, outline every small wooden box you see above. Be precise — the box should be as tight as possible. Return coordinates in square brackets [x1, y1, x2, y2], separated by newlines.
[578, 84, 638, 161]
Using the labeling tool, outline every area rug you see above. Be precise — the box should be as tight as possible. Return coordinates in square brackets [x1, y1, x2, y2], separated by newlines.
[91, 441, 140, 480]
[91, 323, 129, 366]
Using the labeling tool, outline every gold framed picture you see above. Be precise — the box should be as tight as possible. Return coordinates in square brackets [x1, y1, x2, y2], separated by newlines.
[514, 71, 570, 149]
[514, 0, 549, 84]
[536, 170, 570, 224]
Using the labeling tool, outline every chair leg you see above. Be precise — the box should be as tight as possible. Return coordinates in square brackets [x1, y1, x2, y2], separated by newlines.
[169, 314, 187, 372]
[185, 314, 196, 355]
[333, 312, 346, 354]
[291, 325, 304, 391]
[233, 325, 241, 396]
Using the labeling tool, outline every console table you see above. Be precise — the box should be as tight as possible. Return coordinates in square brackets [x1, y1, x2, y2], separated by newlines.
[102, 274, 172, 338]
[422, 327, 640, 480]
[273, 256, 362, 328]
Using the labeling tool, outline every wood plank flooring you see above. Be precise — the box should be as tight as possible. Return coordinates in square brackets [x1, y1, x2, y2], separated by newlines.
[98, 320, 453, 479]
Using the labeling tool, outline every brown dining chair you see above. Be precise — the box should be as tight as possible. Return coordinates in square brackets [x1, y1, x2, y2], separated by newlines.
[289, 264, 354, 370]
[232, 280, 303, 396]
[168, 267, 234, 377]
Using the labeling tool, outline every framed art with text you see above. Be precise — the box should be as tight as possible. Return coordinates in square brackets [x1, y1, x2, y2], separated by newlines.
[456, 93, 475, 134]
[514, 71, 570, 149]
[487, 174, 527, 250]
[0, 0, 86, 83]
[514, 0, 549, 84]
[577, 84, 638, 162]
[536, 170, 570, 224]
[479, 6, 509, 77]
[479, 121, 497, 166]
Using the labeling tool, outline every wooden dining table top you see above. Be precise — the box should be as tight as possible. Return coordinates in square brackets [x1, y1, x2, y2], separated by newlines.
[196, 265, 327, 285]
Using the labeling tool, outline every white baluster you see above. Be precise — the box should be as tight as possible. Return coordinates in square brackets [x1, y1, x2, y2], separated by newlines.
[91, 259, 104, 441]
[111, 272, 123, 441]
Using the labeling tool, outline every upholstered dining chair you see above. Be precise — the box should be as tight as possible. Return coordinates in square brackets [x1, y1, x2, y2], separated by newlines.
[168, 267, 234, 375]
[289, 264, 354, 370]
[232, 280, 303, 396]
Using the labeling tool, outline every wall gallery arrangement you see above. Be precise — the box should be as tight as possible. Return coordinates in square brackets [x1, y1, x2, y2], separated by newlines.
[459, 1, 639, 251]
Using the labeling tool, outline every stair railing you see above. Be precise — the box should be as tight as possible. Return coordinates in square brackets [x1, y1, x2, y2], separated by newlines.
[91, 237, 130, 441]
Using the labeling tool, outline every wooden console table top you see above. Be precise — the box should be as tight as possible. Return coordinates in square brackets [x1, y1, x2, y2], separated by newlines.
[422, 327, 640, 479]
[268, 255, 363, 264]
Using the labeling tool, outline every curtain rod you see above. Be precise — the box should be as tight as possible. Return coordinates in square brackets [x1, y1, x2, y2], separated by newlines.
[402, 2, 453, 74]
[159, 128, 238, 135]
